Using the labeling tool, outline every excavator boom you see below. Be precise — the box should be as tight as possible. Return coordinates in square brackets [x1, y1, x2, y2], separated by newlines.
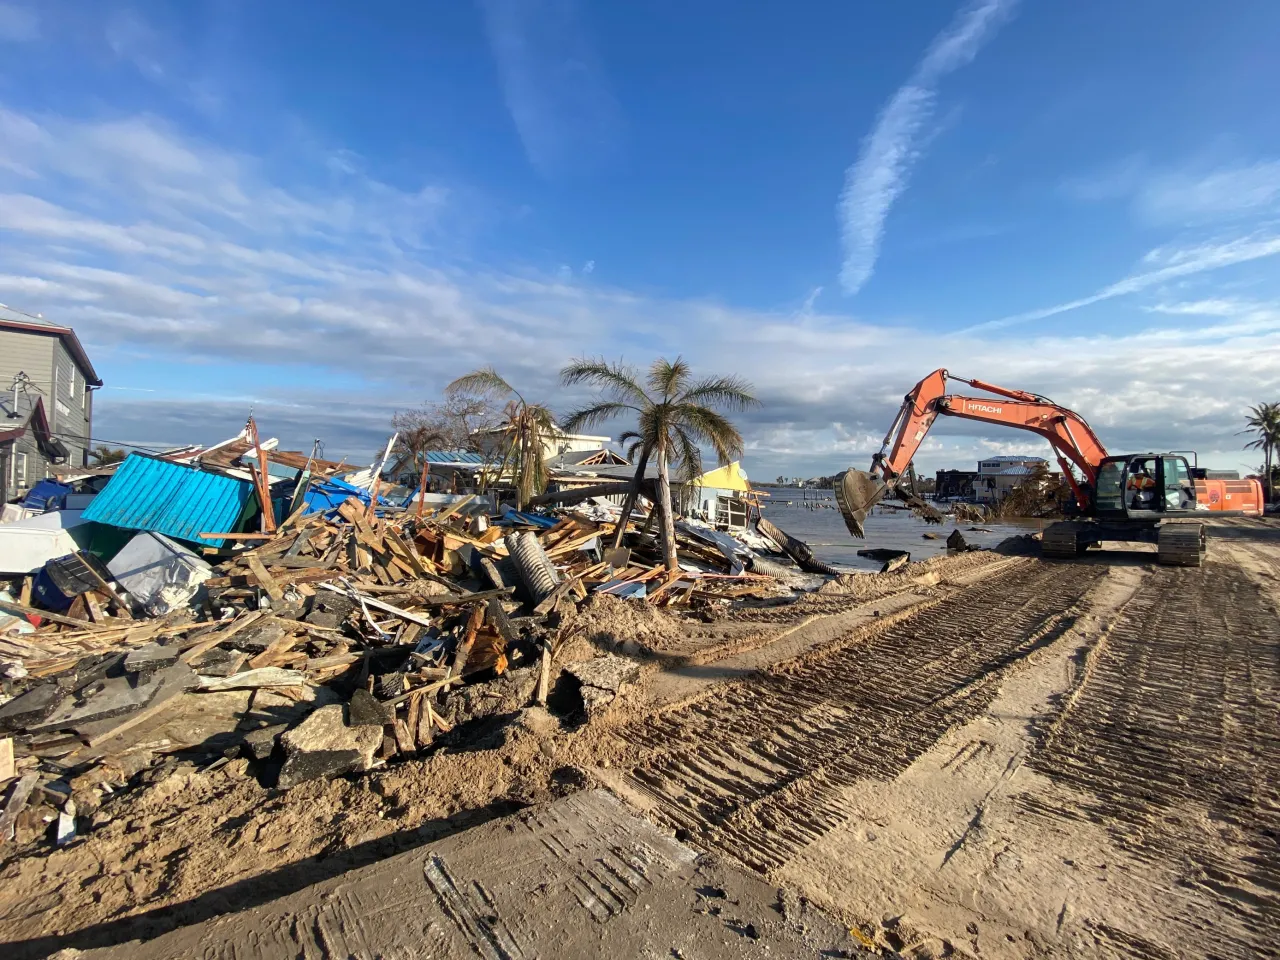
[835, 369, 1110, 537]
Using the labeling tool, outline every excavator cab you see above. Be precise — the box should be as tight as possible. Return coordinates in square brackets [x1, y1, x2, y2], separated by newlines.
[1092, 454, 1199, 521]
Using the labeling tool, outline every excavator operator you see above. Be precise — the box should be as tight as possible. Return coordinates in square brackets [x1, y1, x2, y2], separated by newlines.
[1128, 460, 1156, 510]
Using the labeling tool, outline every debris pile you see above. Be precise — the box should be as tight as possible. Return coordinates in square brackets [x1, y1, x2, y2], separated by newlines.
[0, 432, 799, 849]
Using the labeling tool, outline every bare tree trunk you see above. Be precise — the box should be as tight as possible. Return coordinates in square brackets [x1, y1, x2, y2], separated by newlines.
[656, 445, 678, 572]
[611, 444, 651, 549]
[1268, 444, 1274, 504]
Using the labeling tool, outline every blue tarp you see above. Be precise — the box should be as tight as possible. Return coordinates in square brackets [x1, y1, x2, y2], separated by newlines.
[301, 477, 393, 517]
[22, 479, 73, 512]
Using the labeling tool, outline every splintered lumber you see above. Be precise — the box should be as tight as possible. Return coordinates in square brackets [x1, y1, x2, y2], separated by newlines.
[545, 528, 604, 559]
[450, 604, 485, 678]
[245, 554, 285, 603]
[179, 611, 266, 663]
[392, 719, 416, 755]
[0, 772, 40, 841]
[315, 584, 436, 629]
[248, 629, 304, 669]
[426, 698, 451, 733]
[433, 495, 475, 523]
[195, 668, 307, 691]
[0, 599, 95, 631]
[197, 532, 277, 541]
[0, 738, 13, 782]
[536, 643, 551, 706]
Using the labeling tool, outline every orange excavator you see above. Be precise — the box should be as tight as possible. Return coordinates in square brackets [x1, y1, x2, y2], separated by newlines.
[834, 369, 1264, 567]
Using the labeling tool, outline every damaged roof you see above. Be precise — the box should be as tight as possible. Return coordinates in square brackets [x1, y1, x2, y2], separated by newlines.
[0, 305, 103, 387]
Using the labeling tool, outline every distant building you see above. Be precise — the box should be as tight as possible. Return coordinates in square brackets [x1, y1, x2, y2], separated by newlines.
[0, 307, 102, 502]
[934, 469, 977, 499]
[974, 456, 1055, 503]
[473, 424, 612, 462]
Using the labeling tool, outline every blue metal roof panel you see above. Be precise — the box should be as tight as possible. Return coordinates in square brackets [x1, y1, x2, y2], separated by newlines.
[82, 454, 256, 548]
[993, 465, 1037, 476]
[424, 451, 488, 464]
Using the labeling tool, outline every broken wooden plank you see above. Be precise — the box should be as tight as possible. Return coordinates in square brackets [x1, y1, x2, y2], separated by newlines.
[0, 598, 95, 630]
[536, 643, 551, 706]
[450, 604, 485, 678]
[197, 532, 277, 541]
[195, 668, 307, 691]
[392, 719, 415, 755]
[247, 629, 304, 669]
[407, 692, 430, 749]
[178, 611, 266, 663]
[244, 554, 285, 603]
[0, 738, 12, 782]
[0, 772, 40, 841]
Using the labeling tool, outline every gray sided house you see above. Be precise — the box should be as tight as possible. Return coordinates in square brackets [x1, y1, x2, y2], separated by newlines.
[0, 307, 102, 502]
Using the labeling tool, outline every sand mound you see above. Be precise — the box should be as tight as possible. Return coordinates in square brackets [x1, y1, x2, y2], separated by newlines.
[554, 594, 686, 661]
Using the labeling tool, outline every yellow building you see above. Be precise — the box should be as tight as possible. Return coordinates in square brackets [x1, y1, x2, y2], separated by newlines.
[684, 461, 752, 529]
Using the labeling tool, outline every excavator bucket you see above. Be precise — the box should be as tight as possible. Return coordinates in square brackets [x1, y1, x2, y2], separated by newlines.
[834, 469, 888, 538]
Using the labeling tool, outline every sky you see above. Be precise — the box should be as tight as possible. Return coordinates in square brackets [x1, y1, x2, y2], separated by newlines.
[1, 0, 1278, 480]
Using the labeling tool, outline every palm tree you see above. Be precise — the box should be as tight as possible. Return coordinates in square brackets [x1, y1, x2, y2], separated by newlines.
[561, 357, 758, 571]
[90, 445, 127, 466]
[1243, 402, 1280, 503]
[387, 425, 448, 480]
[446, 367, 556, 510]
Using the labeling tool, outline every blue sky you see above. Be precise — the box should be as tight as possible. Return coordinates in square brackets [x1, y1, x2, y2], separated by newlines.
[0, 0, 1278, 478]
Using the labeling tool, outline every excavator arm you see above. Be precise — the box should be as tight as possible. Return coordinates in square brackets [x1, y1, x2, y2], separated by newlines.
[835, 369, 1109, 537]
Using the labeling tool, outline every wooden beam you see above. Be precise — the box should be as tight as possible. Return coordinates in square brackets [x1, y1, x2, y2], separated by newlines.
[0, 598, 95, 630]
[244, 554, 285, 602]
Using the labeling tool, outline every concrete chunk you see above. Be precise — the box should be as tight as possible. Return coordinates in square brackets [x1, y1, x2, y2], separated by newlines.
[566, 655, 641, 719]
[277, 704, 381, 788]
[347, 688, 392, 727]
[226, 621, 286, 654]
[242, 723, 288, 760]
[124, 643, 181, 678]
[28, 663, 197, 735]
[0, 684, 64, 733]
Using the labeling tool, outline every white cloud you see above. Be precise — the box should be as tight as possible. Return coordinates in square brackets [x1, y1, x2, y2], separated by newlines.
[839, 0, 1017, 295]
[1140, 161, 1280, 223]
[479, 0, 622, 178]
[0, 2, 37, 42]
[105, 9, 166, 80]
[582, 259, 595, 275]
[1067, 157, 1280, 226]
[967, 233, 1280, 331]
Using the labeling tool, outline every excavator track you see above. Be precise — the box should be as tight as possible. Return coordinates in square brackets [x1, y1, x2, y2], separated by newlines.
[1157, 521, 1205, 567]
[617, 560, 1105, 872]
[1041, 520, 1083, 558]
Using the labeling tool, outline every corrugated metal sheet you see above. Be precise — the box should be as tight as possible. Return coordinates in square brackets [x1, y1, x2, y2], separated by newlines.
[82, 454, 255, 548]
[992, 465, 1036, 477]
[424, 451, 488, 464]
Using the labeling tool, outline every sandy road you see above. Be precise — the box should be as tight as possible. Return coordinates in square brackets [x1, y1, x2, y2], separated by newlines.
[601, 522, 1280, 957]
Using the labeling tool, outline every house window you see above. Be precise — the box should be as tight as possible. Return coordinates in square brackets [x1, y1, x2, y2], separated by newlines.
[12, 452, 26, 490]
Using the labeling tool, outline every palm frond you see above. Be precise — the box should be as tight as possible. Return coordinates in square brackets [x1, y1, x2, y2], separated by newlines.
[670, 425, 704, 484]
[680, 375, 759, 412]
[446, 367, 516, 401]
[648, 356, 691, 400]
[561, 401, 639, 433]
[559, 358, 649, 405]
[672, 404, 744, 464]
